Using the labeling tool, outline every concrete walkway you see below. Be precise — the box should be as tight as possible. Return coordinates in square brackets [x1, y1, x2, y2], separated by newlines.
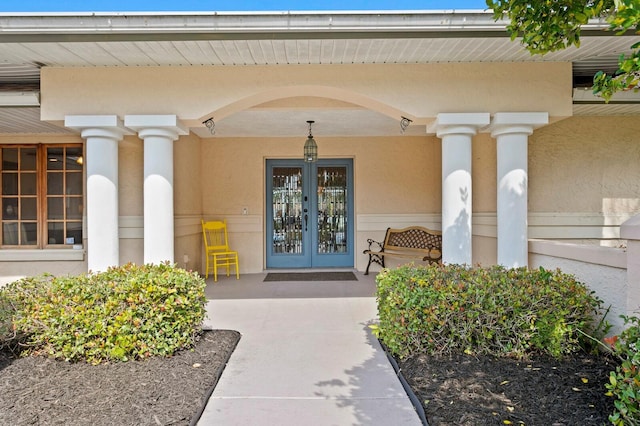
[198, 272, 422, 426]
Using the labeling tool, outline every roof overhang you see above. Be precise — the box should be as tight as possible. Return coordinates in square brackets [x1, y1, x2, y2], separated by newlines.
[0, 11, 638, 135]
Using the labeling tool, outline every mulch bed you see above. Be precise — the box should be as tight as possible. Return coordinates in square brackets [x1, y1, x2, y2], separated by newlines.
[0, 330, 240, 426]
[0, 328, 620, 426]
[398, 351, 619, 425]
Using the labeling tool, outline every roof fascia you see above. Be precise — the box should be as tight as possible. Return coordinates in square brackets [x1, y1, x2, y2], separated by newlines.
[0, 11, 625, 44]
[0, 10, 613, 43]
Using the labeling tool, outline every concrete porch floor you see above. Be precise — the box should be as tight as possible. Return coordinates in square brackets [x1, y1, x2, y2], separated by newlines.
[198, 271, 422, 425]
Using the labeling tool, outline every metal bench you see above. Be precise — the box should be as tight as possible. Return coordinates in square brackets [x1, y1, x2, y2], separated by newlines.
[363, 226, 442, 275]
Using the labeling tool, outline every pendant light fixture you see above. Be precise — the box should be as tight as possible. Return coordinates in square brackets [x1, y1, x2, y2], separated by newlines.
[304, 120, 317, 163]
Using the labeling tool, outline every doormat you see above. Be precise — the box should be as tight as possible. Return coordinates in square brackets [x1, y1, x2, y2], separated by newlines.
[264, 272, 358, 282]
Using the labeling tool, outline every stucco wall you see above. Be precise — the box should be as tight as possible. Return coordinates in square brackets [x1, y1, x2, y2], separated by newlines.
[115, 132, 205, 271]
[173, 133, 203, 272]
[118, 136, 143, 216]
[174, 133, 203, 216]
[529, 116, 640, 215]
[472, 133, 497, 213]
[529, 240, 628, 334]
[41, 62, 572, 123]
[200, 135, 441, 272]
[0, 259, 88, 287]
[117, 136, 144, 265]
[201, 136, 441, 215]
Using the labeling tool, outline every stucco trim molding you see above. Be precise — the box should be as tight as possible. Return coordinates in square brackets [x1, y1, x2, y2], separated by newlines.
[120, 215, 264, 240]
[357, 212, 632, 238]
[120, 216, 144, 239]
[529, 239, 626, 269]
[530, 212, 635, 239]
[0, 249, 85, 262]
[357, 214, 441, 232]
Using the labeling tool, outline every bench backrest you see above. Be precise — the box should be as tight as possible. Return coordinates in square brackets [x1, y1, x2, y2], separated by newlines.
[383, 226, 442, 252]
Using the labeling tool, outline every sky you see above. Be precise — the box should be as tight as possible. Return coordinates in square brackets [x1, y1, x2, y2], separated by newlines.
[0, 0, 489, 12]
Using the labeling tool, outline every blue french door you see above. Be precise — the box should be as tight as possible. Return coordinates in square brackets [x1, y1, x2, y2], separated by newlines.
[266, 159, 354, 268]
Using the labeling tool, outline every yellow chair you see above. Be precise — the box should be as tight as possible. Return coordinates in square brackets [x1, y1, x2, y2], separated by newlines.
[202, 220, 240, 281]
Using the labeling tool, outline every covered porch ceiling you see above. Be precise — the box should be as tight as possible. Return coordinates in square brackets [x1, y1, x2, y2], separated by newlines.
[0, 10, 639, 137]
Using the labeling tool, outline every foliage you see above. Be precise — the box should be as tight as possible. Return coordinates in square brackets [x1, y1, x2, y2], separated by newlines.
[486, 0, 640, 101]
[0, 263, 207, 364]
[373, 264, 606, 359]
[605, 315, 640, 425]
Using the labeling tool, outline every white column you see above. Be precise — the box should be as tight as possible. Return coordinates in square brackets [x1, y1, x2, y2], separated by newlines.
[489, 112, 548, 268]
[65, 115, 131, 272]
[125, 115, 188, 265]
[428, 113, 490, 265]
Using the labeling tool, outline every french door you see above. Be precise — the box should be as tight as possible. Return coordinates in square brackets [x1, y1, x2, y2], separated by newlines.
[266, 159, 354, 268]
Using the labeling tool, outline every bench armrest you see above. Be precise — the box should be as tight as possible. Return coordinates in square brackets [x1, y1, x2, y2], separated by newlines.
[364, 238, 384, 253]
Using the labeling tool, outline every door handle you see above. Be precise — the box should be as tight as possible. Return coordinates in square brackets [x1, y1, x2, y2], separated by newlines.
[304, 214, 308, 231]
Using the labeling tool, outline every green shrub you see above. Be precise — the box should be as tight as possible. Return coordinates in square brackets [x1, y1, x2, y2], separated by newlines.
[0, 263, 207, 364]
[606, 316, 640, 425]
[374, 264, 605, 359]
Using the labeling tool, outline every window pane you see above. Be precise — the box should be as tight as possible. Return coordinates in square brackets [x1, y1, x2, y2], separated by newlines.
[21, 197, 37, 220]
[21, 172, 37, 195]
[67, 222, 82, 244]
[48, 197, 64, 220]
[2, 173, 18, 195]
[47, 222, 64, 245]
[2, 145, 83, 248]
[2, 199, 18, 220]
[66, 147, 83, 171]
[21, 148, 37, 171]
[66, 197, 83, 220]
[2, 149, 18, 170]
[66, 172, 83, 195]
[47, 172, 64, 195]
[47, 148, 64, 171]
[21, 222, 37, 245]
[2, 222, 19, 245]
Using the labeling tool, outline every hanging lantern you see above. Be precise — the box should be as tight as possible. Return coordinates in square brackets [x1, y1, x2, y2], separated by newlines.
[304, 120, 317, 163]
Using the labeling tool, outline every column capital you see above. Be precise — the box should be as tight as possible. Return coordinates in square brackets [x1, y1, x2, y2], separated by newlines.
[124, 115, 189, 141]
[488, 112, 549, 138]
[64, 115, 133, 140]
[427, 113, 490, 138]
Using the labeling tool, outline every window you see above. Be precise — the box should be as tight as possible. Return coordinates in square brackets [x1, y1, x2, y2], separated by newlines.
[1, 144, 84, 248]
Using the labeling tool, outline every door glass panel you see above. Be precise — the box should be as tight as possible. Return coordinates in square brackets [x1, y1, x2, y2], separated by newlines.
[316, 166, 348, 254]
[271, 167, 303, 254]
